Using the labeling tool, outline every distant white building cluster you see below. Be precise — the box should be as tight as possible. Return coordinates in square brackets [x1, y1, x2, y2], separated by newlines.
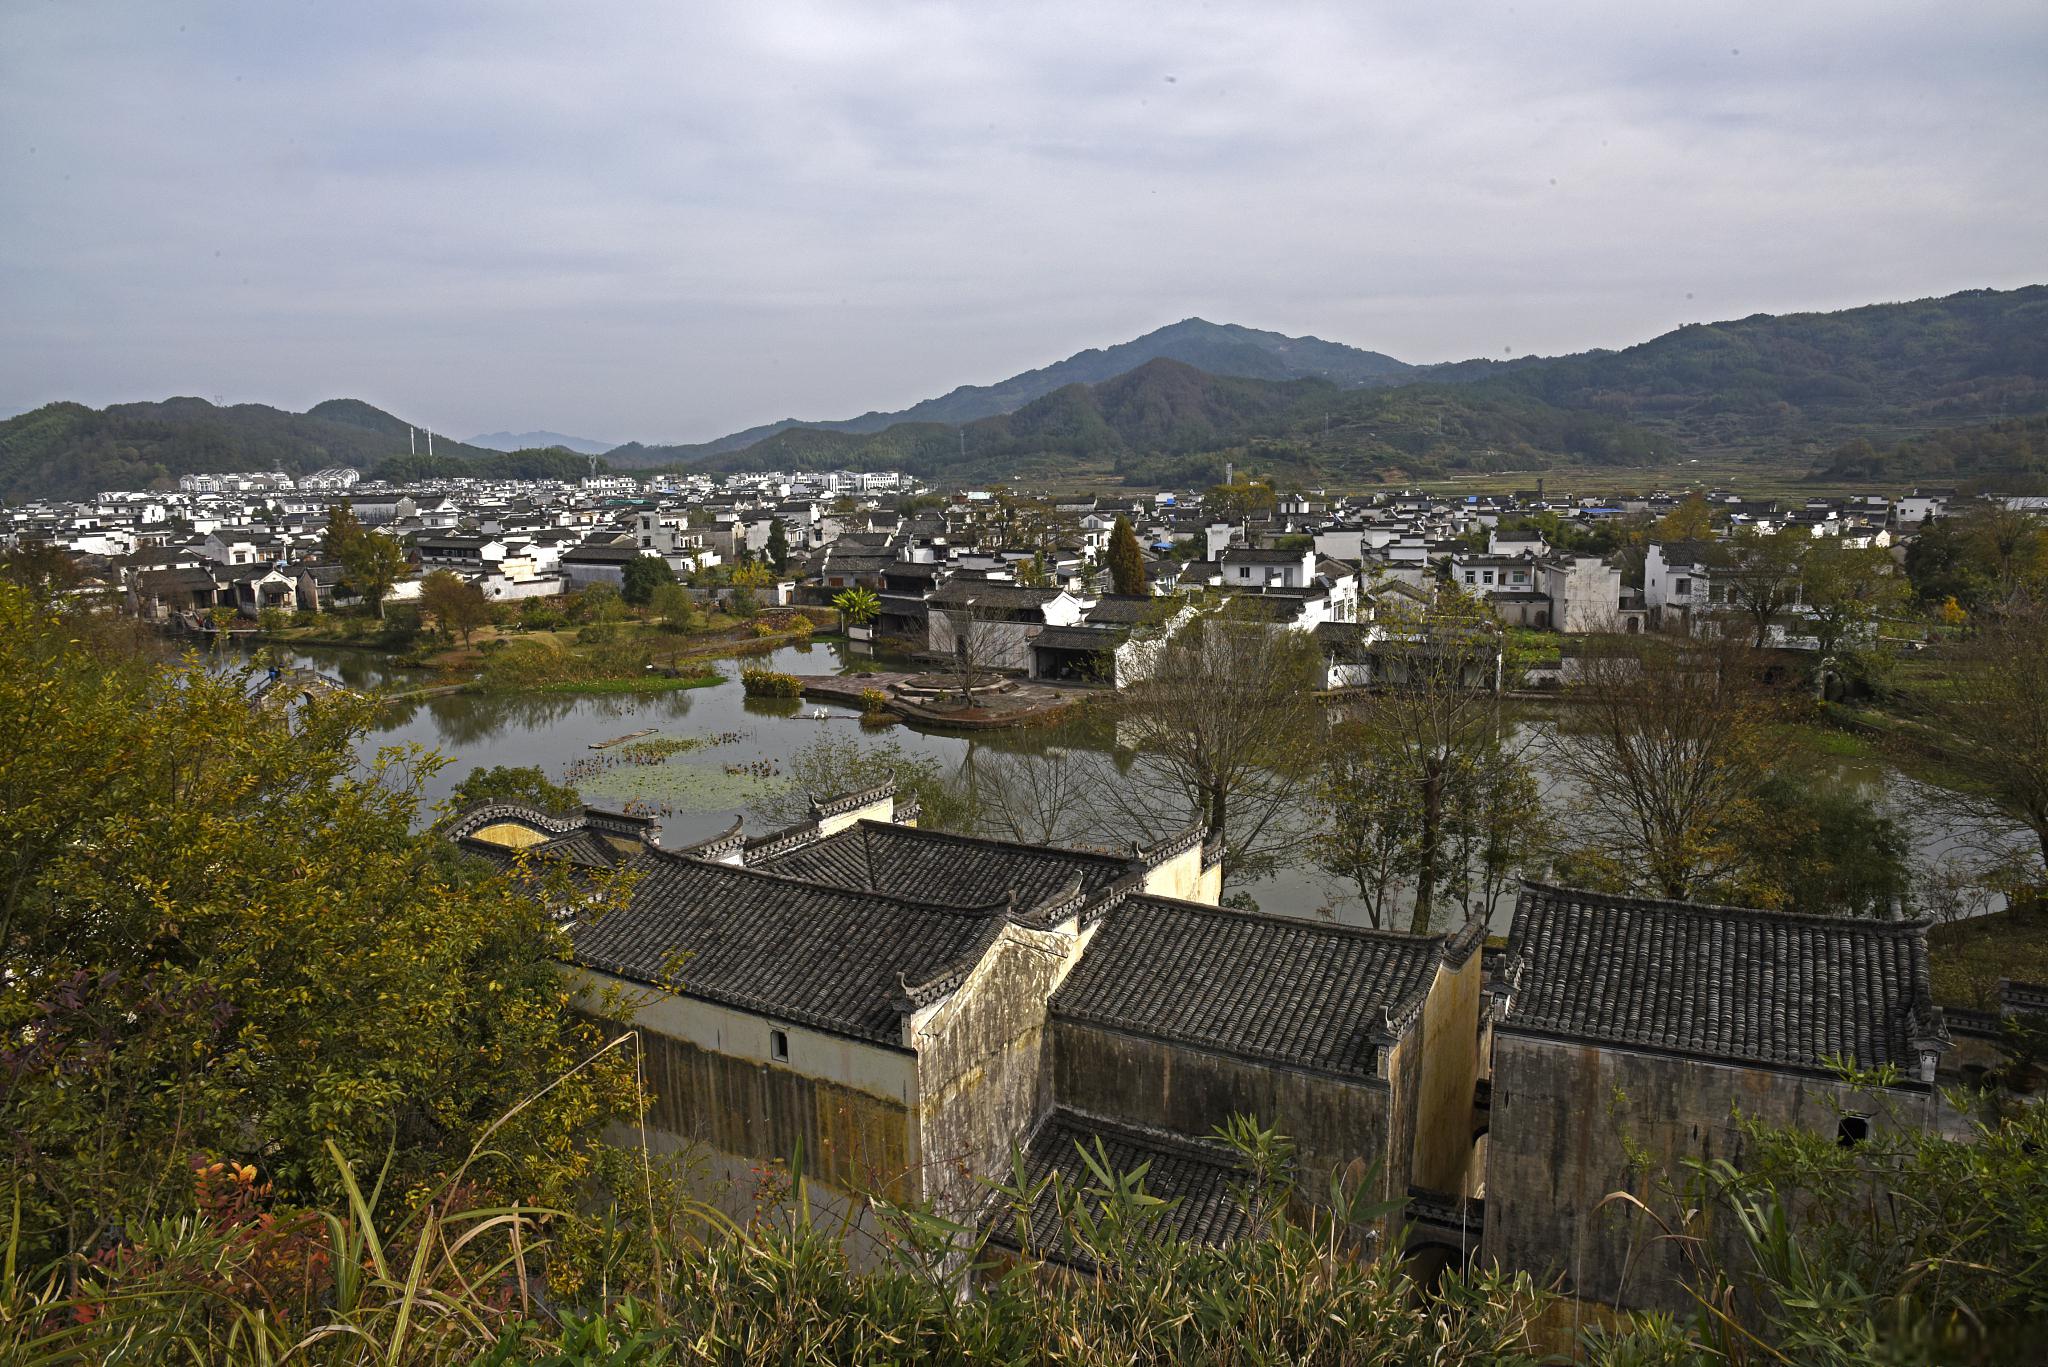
[2, 459, 2021, 691]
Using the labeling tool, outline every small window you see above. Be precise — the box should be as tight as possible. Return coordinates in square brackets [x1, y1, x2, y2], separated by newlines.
[1837, 1114, 1868, 1147]
[769, 1029, 789, 1063]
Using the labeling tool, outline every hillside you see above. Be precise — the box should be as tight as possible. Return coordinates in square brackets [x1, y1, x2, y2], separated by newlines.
[0, 397, 493, 501]
[606, 318, 1414, 466]
[1810, 414, 2048, 487]
[1480, 285, 2048, 457]
[683, 358, 1656, 487]
[673, 284, 2048, 486]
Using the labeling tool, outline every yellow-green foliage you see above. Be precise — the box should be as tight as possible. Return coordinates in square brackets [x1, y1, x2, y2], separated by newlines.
[740, 667, 802, 698]
[0, 582, 638, 1277]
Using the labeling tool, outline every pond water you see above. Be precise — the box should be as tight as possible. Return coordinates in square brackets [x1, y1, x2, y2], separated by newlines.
[247, 639, 2011, 934]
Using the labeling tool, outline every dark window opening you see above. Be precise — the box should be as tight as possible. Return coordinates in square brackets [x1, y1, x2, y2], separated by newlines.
[1837, 1115, 1869, 1147]
[769, 1029, 789, 1063]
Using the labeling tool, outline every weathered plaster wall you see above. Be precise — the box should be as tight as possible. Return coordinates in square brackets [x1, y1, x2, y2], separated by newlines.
[1487, 1033, 1932, 1310]
[1140, 846, 1213, 904]
[1050, 1018, 1394, 1200]
[1408, 954, 1484, 1195]
[818, 794, 895, 837]
[912, 925, 1071, 1218]
[470, 821, 548, 849]
[575, 968, 918, 1102]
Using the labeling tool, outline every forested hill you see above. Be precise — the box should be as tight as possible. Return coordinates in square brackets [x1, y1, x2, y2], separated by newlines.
[605, 318, 1416, 465]
[654, 284, 2048, 487]
[1810, 414, 2048, 487]
[0, 397, 501, 501]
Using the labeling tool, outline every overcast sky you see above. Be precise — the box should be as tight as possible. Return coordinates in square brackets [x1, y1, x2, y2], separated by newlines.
[3, 1, 2043, 445]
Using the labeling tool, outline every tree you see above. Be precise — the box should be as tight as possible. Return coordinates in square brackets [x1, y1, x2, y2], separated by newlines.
[1327, 588, 1534, 933]
[569, 582, 624, 624]
[1545, 635, 1777, 901]
[650, 580, 699, 632]
[0, 582, 635, 1265]
[418, 568, 490, 644]
[1107, 516, 1147, 596]
[937, 600, 1008, 706]
[1312, 720, 1424, 930]
[0, 542, 81, 606]
[444, 763, 582, 816]
[765, 518, 790, 574]
[1714, 526, 1806, 648]
[747, 734, 968, 831]
[1929, 601, 2048, 893]
[1800, 537, 1910, 659]
[1204, 479, 1277, 523]
[966, 745, 1106, 848]
[321, 502, 408, 619]
[1116, 597, 1323, 881]
[621, 554, 675, 607]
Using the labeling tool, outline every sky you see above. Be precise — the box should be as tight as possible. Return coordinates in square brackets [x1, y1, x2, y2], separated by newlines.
[3, 1, 2044, 447]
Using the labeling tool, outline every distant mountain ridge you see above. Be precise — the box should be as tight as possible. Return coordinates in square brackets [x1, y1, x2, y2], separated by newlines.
[628, 285, 2048, 487]
[469, 430, 613, 455]
[605, 318, 1415, 466]
[6, 285, 2045, 501]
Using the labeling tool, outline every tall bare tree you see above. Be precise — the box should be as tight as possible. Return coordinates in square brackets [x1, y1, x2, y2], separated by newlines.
[1116, 597, 1323, 882]
[1545, 634, 1776, 901]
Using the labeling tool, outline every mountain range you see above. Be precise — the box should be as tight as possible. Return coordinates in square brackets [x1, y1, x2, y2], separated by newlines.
[469, 429, 613, 455]
[3, 285, 2044, 502]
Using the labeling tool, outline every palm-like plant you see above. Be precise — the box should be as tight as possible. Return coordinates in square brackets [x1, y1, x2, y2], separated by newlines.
[832, 586, 882, 632]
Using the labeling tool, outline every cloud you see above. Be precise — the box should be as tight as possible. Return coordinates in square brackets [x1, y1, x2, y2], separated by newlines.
[2, 0, 2043, 441]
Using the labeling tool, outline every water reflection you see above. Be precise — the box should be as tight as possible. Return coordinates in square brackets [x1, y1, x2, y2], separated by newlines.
[267, 636, 2011, 931]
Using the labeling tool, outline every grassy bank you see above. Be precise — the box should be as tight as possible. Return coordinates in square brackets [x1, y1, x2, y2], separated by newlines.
[1930, 908, 2048, 1007]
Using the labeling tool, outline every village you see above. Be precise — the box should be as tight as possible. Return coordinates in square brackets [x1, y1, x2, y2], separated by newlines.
[4, 463, 2020, 702]
[6, 458, 2045, 1330]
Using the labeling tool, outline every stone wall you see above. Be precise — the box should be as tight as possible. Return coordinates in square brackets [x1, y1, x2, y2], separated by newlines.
[1487, 1032, 1935, 1310]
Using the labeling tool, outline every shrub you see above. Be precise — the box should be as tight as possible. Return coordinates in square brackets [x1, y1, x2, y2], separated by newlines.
[740, 667, 801, 698]
[858, 687, 890, 715]
[375, 603, 422, 648]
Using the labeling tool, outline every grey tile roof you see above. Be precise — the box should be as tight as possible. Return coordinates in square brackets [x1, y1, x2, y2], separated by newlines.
[982, 1108, 1257, 1264]
[752, 820, 1132, 919]
[570, 853, 1013, 1048]
[1050, 896, 1445, 1081]
[1501, 882, 1944, 1073]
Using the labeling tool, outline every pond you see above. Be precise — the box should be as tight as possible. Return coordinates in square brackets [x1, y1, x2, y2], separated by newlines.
[248, 639, 2012, 934]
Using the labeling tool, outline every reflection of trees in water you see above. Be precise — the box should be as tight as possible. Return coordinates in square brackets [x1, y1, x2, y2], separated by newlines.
[952, 738, 1176, 854]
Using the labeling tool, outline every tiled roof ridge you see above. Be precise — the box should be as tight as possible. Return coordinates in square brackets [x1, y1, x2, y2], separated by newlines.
[1123, 892, 1450, 951]
[847, 818, 1135, 870]
[643, 845, 1020, 919]
[672, 816, 744, 859]
[1515, 880, 1930, 936]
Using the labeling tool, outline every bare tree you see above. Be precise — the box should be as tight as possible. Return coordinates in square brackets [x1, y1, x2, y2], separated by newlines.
[1713, 527, 1805, 648]
[937, 601, 1010, 706]
[1544, 634, 1776, 901]
[1929, 601, 2048, 893]
[1325, 588, 1536, 933]
[1115, 597, 1323, 882]
[966, 743, 1111, 848]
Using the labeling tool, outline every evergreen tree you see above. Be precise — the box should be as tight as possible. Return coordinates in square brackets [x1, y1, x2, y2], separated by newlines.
[766, 518, 791, 573]
[1107, 515, 1146, 596]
